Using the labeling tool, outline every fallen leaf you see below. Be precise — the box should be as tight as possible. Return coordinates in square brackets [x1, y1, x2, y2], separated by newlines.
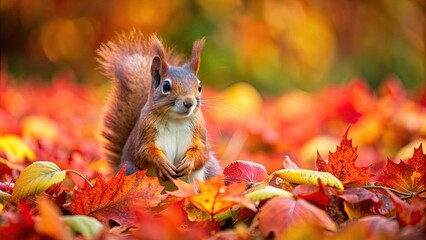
[258, 197, 337, 238]
[385, 189, 425, 227]
[223, 160, 268, 186]
[68, 168, 167, 225]
[167, 178, 196, 198]
[278, 223, 331, 240]
[35, 196, 73, 240]
[292, 179, 331, 206]
[0, 192, 11, 206]
[62, 215, 103, 240]
[270, 169, 344, 190]
[282, 155, 300, 169]
[381, 144, 425, 195]
[130, 202, 209, 240]
[189, 175, 256, 215]
[184, 200, 211, 222]
[0, 157, 23, 177]
[0, 200, 44, 239]
[316, 129, 371, 186]
[0, 134, 35, 163]
[334, 215, 399, 240]
[11, 161, 66, 200]
[339, 188, 380, 204]
[245, 185, 293, 201]
[339, 188, 381, 219]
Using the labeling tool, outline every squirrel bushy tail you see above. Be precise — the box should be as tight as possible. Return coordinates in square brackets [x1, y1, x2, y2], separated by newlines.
[97, 30, 182, 166]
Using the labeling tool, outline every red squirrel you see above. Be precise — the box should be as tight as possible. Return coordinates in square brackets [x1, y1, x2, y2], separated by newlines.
[97, 30, 221, 185]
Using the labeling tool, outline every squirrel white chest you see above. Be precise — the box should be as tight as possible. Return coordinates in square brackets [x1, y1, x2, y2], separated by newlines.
[155, 120, 193, 165]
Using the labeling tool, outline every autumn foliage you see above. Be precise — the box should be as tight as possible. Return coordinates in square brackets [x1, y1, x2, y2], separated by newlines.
[0, 70, 425, 239]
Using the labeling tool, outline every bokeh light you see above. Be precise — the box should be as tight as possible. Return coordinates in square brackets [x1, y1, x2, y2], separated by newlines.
[1, 0, 424, 93]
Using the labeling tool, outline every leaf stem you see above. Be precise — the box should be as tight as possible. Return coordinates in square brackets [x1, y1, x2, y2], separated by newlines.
[65, 170, 94, 187]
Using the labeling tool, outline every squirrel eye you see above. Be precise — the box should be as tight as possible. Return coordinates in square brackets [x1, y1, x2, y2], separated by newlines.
[198, 83, 202, 93]
[162, 80, 171, 93]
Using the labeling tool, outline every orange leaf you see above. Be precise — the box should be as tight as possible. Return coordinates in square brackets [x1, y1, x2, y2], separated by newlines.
[68, 168, 167, 225]
[188, 175, 256, 215]
[316, 129, 371, 185]
[258, 197, 337, 238]
[381, 144, 425, 195]
[167, 178, 196, 198]
[36, 196, 73, 240]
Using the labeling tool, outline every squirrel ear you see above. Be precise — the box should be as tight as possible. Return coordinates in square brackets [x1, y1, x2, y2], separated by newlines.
[149, 35, 169, 88]
[188, 38, 205, 75]
[151, 56, 167, 88]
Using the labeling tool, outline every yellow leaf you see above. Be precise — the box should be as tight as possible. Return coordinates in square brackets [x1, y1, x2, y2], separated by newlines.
[11, 161, 66, 200]
[246, 186, 293, 201]
[0, 134, 35, 163]
[270, 169, 344, 190]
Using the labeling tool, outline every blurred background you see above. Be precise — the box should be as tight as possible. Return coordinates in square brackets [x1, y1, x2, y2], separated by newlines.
[1, 0, 425, 93]
[0, 0, 425, 177]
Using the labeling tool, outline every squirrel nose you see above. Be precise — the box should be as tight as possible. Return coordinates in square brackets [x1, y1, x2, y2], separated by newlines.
[183, 100, 194, 109]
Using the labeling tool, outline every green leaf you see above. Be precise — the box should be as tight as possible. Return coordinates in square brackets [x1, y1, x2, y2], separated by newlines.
[270, 169, 344, 190]
[11, 161, 67, 200]
[62, 215, 103, 240]
[214, 209, 237, 222]
[246, 186, 293, 201]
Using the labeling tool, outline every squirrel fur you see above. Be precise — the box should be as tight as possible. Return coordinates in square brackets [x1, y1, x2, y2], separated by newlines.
[97, 30, 221, 186]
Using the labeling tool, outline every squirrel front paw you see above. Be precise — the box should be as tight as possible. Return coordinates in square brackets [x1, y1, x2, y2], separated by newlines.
[156, 159, 177, 181]
[175, 158, 194, 177]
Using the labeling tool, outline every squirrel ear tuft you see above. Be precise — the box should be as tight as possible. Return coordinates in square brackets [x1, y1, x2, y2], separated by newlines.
[149, 35, 168, 73]
[188, 38, 205, 75]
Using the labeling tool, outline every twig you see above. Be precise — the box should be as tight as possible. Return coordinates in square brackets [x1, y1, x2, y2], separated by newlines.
[361, 185, 426, 199]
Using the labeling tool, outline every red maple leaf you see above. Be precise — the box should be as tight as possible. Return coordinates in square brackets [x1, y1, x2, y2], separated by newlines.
[68, 168, 167, 225]
[316, 129, 371, 186]
[381, 144, 425, 195]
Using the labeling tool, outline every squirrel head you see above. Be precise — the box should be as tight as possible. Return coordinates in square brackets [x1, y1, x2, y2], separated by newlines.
[149, 36, 205, 119]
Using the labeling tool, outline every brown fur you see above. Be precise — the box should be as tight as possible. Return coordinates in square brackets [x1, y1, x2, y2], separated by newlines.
[97, 30, 182, 165]
[98, 30, 221, 181]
